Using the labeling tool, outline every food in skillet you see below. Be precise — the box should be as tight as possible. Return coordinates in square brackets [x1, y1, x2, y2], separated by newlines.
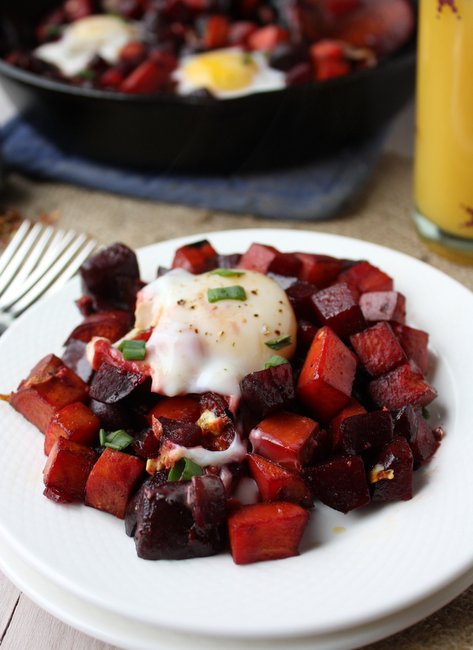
[8, 239, 443, 564]
[2, 0, 415, 97]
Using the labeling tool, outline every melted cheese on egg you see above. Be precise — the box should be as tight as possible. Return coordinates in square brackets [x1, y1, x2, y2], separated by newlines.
[131, 268, 296, 397]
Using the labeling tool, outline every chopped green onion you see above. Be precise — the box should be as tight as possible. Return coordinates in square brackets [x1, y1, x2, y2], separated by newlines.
[209, 269, 245, 278]
[45, 25, 62, 39]
[78, 69, 96, 81]
[265, 335, 292, 350]
[168, 458, 203, 482]
[100, 429, 133, 451]
[242, 52, 253, 65]
[422, 406, 430, 420]
[118, 339, 146, 361]
[207, 286, 247, 303]
[264, 355, 289, 369]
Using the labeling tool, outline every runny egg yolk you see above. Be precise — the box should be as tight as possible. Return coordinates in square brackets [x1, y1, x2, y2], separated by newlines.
[180, 50, 259, 93]
[129, 268, 297, 398]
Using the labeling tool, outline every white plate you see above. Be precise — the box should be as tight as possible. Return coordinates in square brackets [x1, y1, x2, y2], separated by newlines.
[0, 228, 472, 640]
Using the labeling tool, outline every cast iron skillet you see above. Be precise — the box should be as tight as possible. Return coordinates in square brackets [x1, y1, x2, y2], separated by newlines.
[0, 0, 416, 174]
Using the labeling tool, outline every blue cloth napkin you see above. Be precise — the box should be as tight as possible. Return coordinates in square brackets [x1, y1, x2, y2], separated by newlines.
[1, 116, 386, 221]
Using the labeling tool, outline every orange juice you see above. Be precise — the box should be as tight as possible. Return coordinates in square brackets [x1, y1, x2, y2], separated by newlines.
[414, 0, 473, 250]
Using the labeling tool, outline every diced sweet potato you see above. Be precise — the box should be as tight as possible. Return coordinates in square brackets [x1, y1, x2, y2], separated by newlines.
[171, 240, 217, 274]
[43, 437, 97, 503]
[369, 437, 413, 502]
[44, 402, 100, 455]
[329, 397, 367, 450]
[304, 455, 370, 513]
[311, 282, 366, 339]
[247, 453, 312, 507]
[391, 323, 429, 375]
[369, 362, 437, 410]
[134, 475, 226, 560]
[338, 261, 393, 293]
[11, 354, 88, 433]
[247, 25, 290, 51]
[393, 405, 440, 468]
[350, 321, 406, 377]
[249, 410, 320, 472]
[360, 291, 406, 323]
[338, 410, 393, 455]
[238, 243, 301, 277]
[295, 252, 343, 288]
[85, 448, 145, 519]
[148, 395, 201, 424]
[228, 502, 309, 564]
[297, 326, 357, 422]
[65, 310, 132, 345]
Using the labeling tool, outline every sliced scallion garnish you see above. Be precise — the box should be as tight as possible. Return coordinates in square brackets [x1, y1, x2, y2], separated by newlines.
[265, 335, 292, 350]
[207, 286, 247, 303]
[118, 339, 146, 361]
[209, 269, 245, 278]
[168, 458, 203, 482]
[100, 429, 133, 451]
[264, 355, 289, 369]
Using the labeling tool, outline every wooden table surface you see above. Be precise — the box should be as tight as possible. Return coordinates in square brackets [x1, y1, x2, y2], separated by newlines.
[0, 149, 473, 650]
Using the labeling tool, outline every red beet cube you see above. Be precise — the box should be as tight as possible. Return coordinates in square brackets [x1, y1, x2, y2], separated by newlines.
[247, 453, 312, 507]
[64, 0, 94, 21]
[249, 410, 320, 472]
[148, 396, 201, 424]
[228, 20, 258, 46]
[329, 397, 366, 450]
[238, 243, 301, 276]
[43, 438, 97, 503]
[360, 291, 406, 323]
[297, 320, 319, 353]
[369, 362, 437, 411]
[171, 240, 217, 274]
[65, 310, 132, 344]
[391, 323, 429, 375]
[247, 25, 290, 51]
[240, 363, 295, 429]
[350, 321, 406, 377]
[199, 14, 230, 49]
[11, 354, 88, 433]
[295, 252, 343, 288]
[369, 437, 413, 502]
[338, 261, 394, 293]
[120, 58, 171, 94]
[45, 402, 100, 456]
[286, 281, 318, 320]
[338, 410, 393, 455]
[85, 448, 145, 519]
[393, 405, 440, 468]
[311, 282, 366, 339]
[228, 502, 309, 564]
[304, 455, 370, 513]
[297, 326, 357, 422]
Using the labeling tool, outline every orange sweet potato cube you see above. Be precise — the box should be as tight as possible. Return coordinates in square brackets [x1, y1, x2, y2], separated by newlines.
[11, 354, 88, 433]
[247, 453, 312, 507]
[85, 448, 145, 519]
[45, 402, 101, 456]
[228, 502, 309, 564]
[297, 326, 357, 422]
[43, 437, 97, 503]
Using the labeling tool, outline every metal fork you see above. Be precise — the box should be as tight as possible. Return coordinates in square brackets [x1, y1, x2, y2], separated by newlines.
[0, 220, 97, 334]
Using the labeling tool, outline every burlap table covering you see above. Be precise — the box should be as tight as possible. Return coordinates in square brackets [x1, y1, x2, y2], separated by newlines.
[1, 152, 472, 650]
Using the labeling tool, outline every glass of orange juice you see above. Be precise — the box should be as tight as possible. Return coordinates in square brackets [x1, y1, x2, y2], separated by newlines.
[413, 0, 473, 263]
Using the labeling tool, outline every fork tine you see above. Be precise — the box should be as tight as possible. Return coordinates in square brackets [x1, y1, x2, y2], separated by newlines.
[0, 220, 32, 277]
[0, 222, 44, 297]
[42, 239, 98, 300]
[8, 234, 93, 316]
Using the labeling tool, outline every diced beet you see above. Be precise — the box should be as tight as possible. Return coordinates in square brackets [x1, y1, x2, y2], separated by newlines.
[360, 291, 406, 324]
[120, 58, 171, 94]
[369, 363, 437, 411]
[391, 323, 429, 375]
[124, 470, 168, 537]
[295, 252, 343, 288]
[43, 438, 97, 503]
[62, 339, 93, 383]
[240, 363, 295, 428]
[80, 243, 140, 312]
[238, 243, 301, 277]
[134, 475, 226, 559]
[89, 398, 133, 431]
[249, 410, 319, 472]
[228, 20, 258, 46]
[64, 0, 95, 21]
[393, 405, 440, 468]
[216, 253, 242, 269]
[338, 261, 393, 293]
[304, 455, 370, 513]
[89, 362, 146, 404]
[350, 322, 406, 377]
[11, 354, 88, 434]
[369, 437, 413, 502]
[268, 42, 309, 71]
[45, 402, 100, 456]
[297, 320, 319, 353]
[329, 397, 367, 450]
[338, 410, 393, 455]
[148, 395, 201, 424]
[297, 326, 357, 422]
[247, 453, 312, 507]
[132, 427, 162, 459]
[228, 502, 309, 564]
[171, 240, 217, 274]
[247, 25, 290, 51]
[311, 282, 366, 339]
[85, 448, 145, 519]
[153, 416, 203, 447]
[65, 310, 132, 345]
[286, 281, 318, 320]
[198, 14, 230, 49]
